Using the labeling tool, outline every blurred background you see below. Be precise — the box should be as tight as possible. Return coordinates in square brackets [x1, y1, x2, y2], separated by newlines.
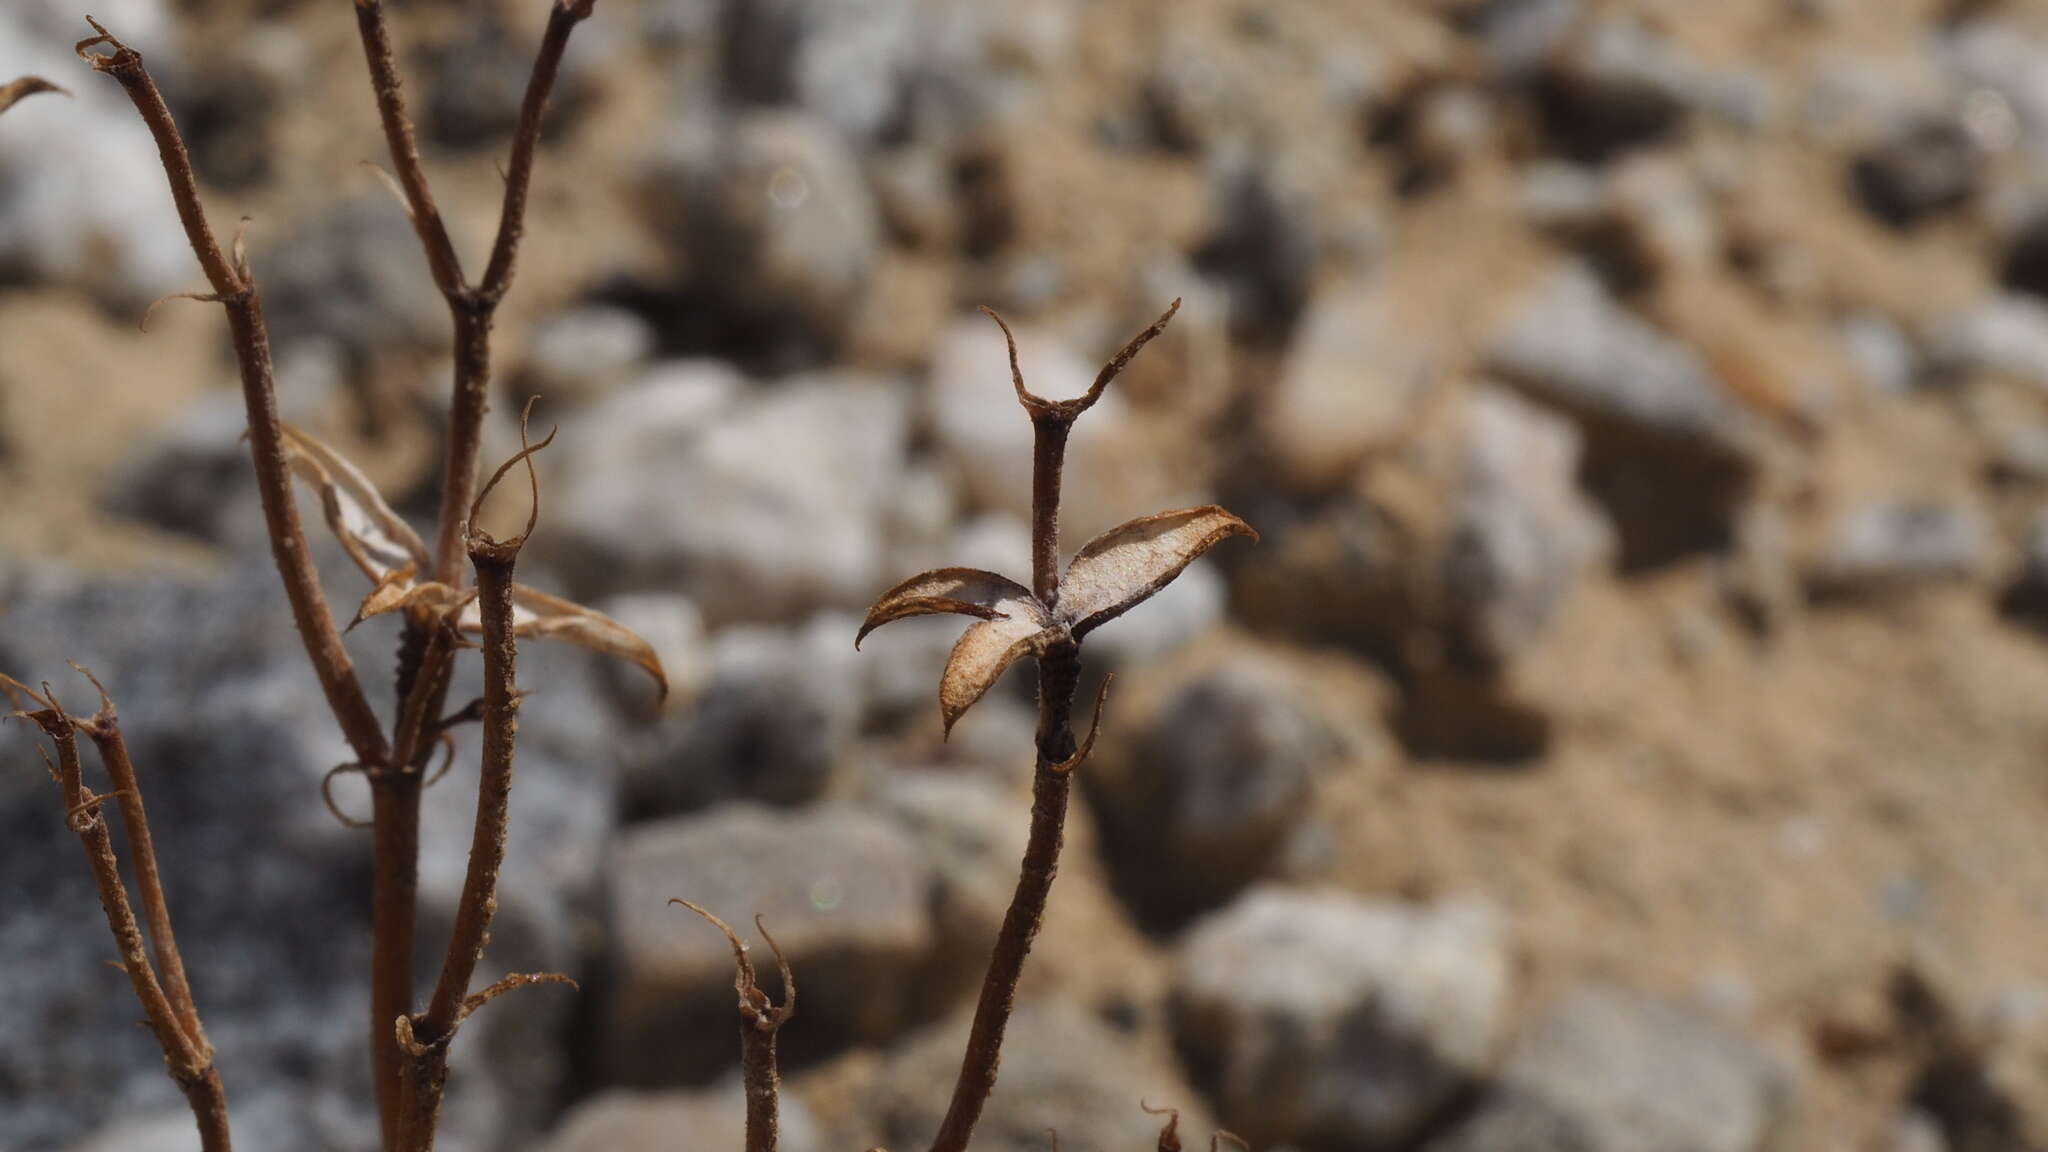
[5, 0, 2048, 1148]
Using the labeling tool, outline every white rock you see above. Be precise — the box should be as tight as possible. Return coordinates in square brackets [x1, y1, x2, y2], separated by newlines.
[1174, 886, 1511, 1149]
[513, 305, 657, 407]
[1264, 279, 1428, 493]
[1430, 982, 1783, 1152]
[0, 6, 188, 308]
[553, 369, 908, 622]
[929, 317, 1177, 546]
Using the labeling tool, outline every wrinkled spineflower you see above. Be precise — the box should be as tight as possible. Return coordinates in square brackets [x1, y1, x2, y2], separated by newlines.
[857, 300, 1256, 736]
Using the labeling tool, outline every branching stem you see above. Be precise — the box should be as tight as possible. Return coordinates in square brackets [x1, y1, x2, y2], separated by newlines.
[16, 685, 230, 1152]
[343, 5, 596, 1143]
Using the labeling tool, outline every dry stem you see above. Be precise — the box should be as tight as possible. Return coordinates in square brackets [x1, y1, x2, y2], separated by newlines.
[927, 402, 1089, 1152]
[76, 21, 389, 771]
[344, 5, 597, 1140]
[74, 675, 207, 1052]
[672, 901, 796, 1152]
[14, 682, 229, 1152]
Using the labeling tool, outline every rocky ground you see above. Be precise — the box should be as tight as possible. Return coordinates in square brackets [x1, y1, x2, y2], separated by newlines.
[6, 0, 2048, 1149]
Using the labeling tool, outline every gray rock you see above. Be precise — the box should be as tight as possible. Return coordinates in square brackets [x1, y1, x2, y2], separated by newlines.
[1196, 149, 1320, 341]
[1, 564, 627, 1151]
[425, 15, 597, 150]
[510, 305, 658, 408]
[894, 1, 1077, 144]
[0, 573, 370, 1151]
[928, 316, 1177, 548]
[69, 1091, 305, 1152]
[871, 1000, 1214, 1152]
[1536, 13, 1701, 160]
[866, 770, 1027, 980]
[1085, 638, 1374, 925]
[1488, 262, 1766, 569]
[1441, 386, 1610, 669]
[598, 804, 944, 1086]
[417, 640, 623, 1150]
[0, 5, 190, 308]
[101, 343, 346, 549]
[1173, 886, 1511, 1150]
[1428, 982, 1783, 1152]
[1807, 499, 1987, 597]
[1927, 295, 2048, 392]
[551, 369, 909, 622]
[1262, 279, 1428, 494]
[718, 0, 917, 142]
[1841, 314, 1919, 397]
[100, 392, 257, 545]
[538, 1081, 822, 1152]
[1943, 18, 2048, 153]
[1889, 1110, 1951, 1152]
[643, 112, 879, 360]
[1462, 0, 1582, 79]
[716, 0, 1073, 145]
[1851, 116, 1982, 228]
[256, 194, 447, 358]
[621, 615, 860, 818]
[592, 592, 710, 714]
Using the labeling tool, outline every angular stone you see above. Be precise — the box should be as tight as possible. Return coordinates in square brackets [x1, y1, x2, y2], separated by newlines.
[551, 370, 908, 622]
[1429, 982, 1783, 1152]
[598, 805, 937, 1085]
[1488, 263, 1766, 569]
[870, 1000, 1214, 1152]
[539, 1081, 822, 1152]
[1173, 886, 1511, 1149]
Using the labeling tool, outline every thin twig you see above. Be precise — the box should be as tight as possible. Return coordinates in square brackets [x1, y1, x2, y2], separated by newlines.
[672, 901, 795, 1152]
[73, 671, 206, 1051]
[346, 7, 597, 1122]
[16, 684, 230, 1152]
[350, 0, 464, 298]
[76, 22, 390, 771]
[395, 424, 544, 1151]
[926, 391, 1090, 1152]
[478, 1, 596, 302]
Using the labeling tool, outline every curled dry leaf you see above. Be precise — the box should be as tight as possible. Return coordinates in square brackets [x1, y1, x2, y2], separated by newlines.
[278, 424, 664, 694]
[280, 424, 429, 581]
[506, 585, 668, 699]
[0, 76, 65, 116]
[1057, 506, 1256, 636]
[856, 511, 1253, 734]
[858, 567, 1052, 736]
[940, 611, 1048, 737]
[855, 568, 1039, 648]
[350, 577, 666, 697]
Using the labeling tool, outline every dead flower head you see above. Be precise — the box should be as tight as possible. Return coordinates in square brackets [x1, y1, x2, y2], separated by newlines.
[857, 300, 1256, 736]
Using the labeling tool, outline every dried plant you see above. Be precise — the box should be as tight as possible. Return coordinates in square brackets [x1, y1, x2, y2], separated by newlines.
[12, 7, 1255, 1148]
[852, 303, 1256, 1151]
[0, 75, 65, 115]
[9, 6, 657, 1151]
[2, 671, 230, 1151]
[673, 901, 797, 1152]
